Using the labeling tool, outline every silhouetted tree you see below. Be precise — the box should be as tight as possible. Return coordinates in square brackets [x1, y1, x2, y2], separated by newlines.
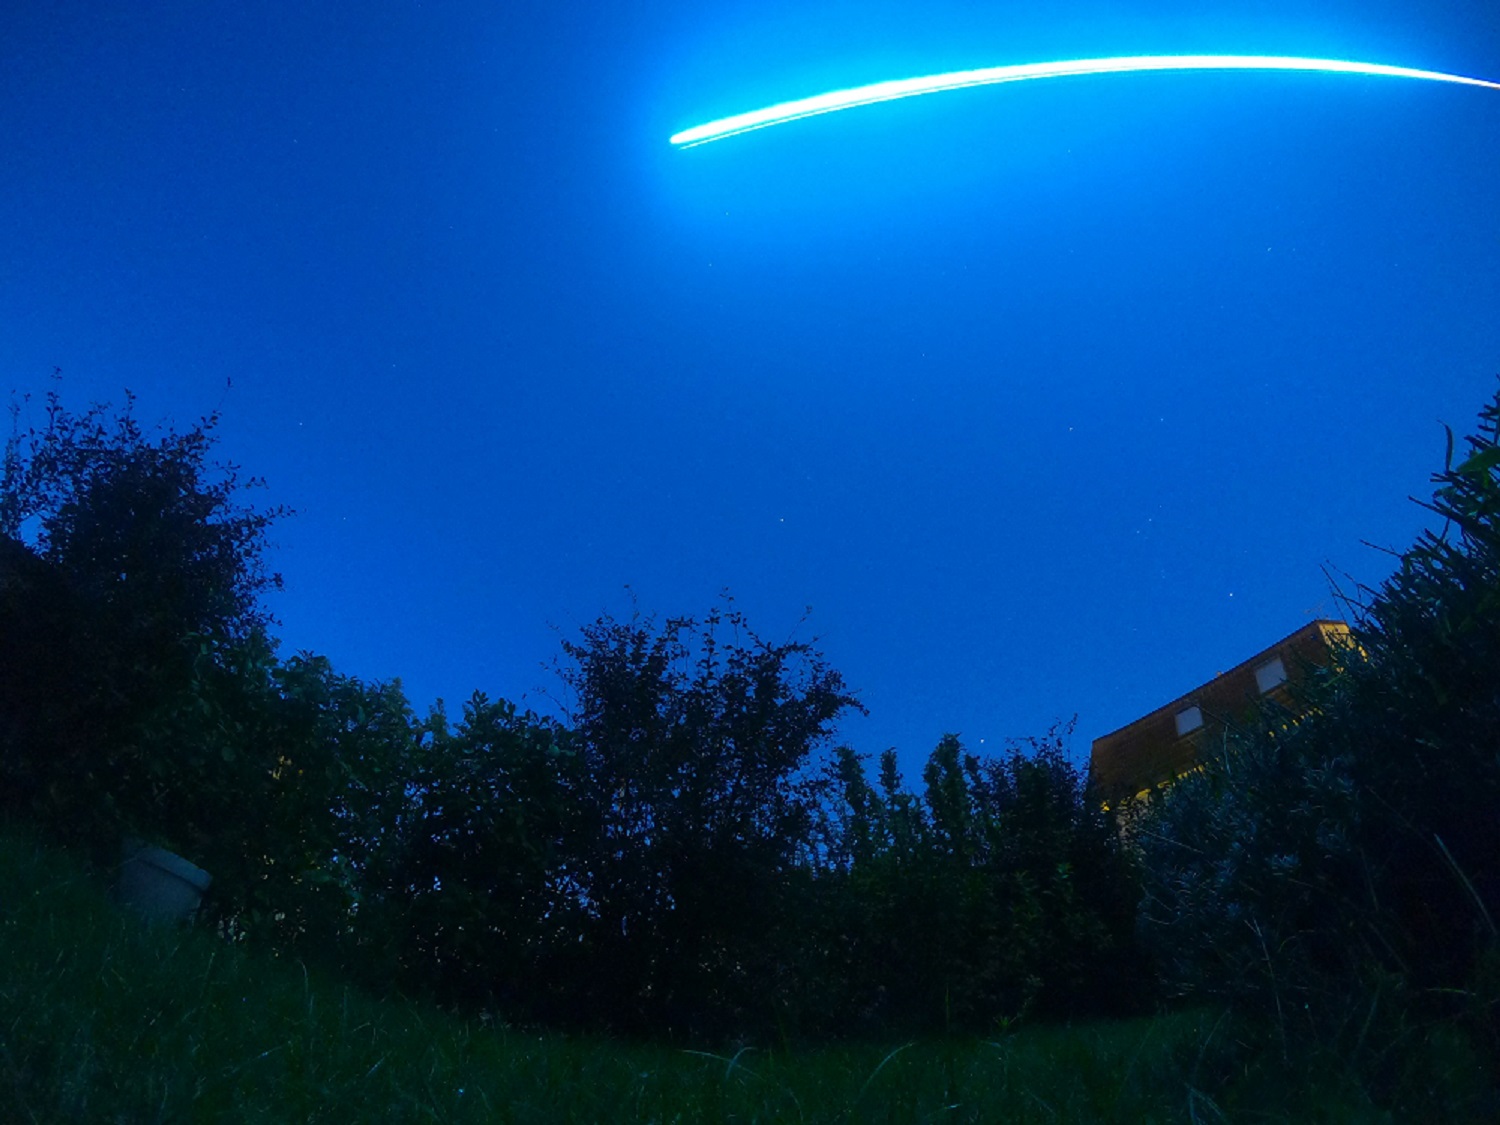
[554, 599, 863, 1038]
[1, 382, 288, 858]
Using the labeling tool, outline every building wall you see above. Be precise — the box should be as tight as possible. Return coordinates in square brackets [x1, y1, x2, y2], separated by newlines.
[1089, 620, 1353, 807]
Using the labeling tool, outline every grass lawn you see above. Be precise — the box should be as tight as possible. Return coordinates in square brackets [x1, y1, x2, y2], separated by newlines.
[0, 824, 1400, 1123]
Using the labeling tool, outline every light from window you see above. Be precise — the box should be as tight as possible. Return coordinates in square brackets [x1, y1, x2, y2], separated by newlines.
[1175, 705, 1203, 737]
[1255, 657, 1287, 694]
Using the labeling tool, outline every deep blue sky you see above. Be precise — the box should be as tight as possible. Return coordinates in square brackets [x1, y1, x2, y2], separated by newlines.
[4, 1, 1498, 776]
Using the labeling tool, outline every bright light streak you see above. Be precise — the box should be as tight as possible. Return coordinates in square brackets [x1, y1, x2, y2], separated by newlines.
[670, 55, 1500, 147]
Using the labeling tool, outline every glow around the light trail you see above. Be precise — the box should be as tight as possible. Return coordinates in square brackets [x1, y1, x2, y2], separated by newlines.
[670, 55, 1500, 147]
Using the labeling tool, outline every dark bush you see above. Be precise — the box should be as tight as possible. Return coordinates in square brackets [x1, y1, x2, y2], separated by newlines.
[1136, 381, 1500, 1101]
[362, 694, 584, 1020]
[134, 634, 424, 973]
[793, 726, 1148, 1041]
[1, 384, 287, 864]
[549, 600, 864, 1040]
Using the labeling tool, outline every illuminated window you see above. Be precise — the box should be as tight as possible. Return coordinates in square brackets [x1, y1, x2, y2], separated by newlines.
[1174, 705, 1203, 737]
[1254, 657, 1287, 694]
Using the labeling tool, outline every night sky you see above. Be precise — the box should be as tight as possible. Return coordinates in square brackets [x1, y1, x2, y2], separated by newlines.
[4, 1, 1498, 777]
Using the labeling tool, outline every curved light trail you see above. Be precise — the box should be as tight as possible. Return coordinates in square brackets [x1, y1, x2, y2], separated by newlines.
[670, 54, 1500, 147]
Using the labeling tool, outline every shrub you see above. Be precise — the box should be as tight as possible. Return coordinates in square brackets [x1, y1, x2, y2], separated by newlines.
[133, 634, 424, 974]
[363, 694, 584, 1020]
[550, 599, 864, 1039]
[1136, 381, 1500, 1097]
[799, 726, 1148, 1040]
[0, 383, 287, 864]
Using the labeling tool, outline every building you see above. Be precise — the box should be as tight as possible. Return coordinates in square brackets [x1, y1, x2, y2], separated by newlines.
[1089, 619, 1354, 808]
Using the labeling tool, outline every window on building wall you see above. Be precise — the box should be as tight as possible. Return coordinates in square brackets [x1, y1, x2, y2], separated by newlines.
[1254, 657, 1287, 694]
[1174, 705, 1203, 737]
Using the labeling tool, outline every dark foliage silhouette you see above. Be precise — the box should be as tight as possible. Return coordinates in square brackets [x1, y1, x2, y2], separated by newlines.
[1135, 381, 1500, 1109]
[1, 382, 288, 861]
